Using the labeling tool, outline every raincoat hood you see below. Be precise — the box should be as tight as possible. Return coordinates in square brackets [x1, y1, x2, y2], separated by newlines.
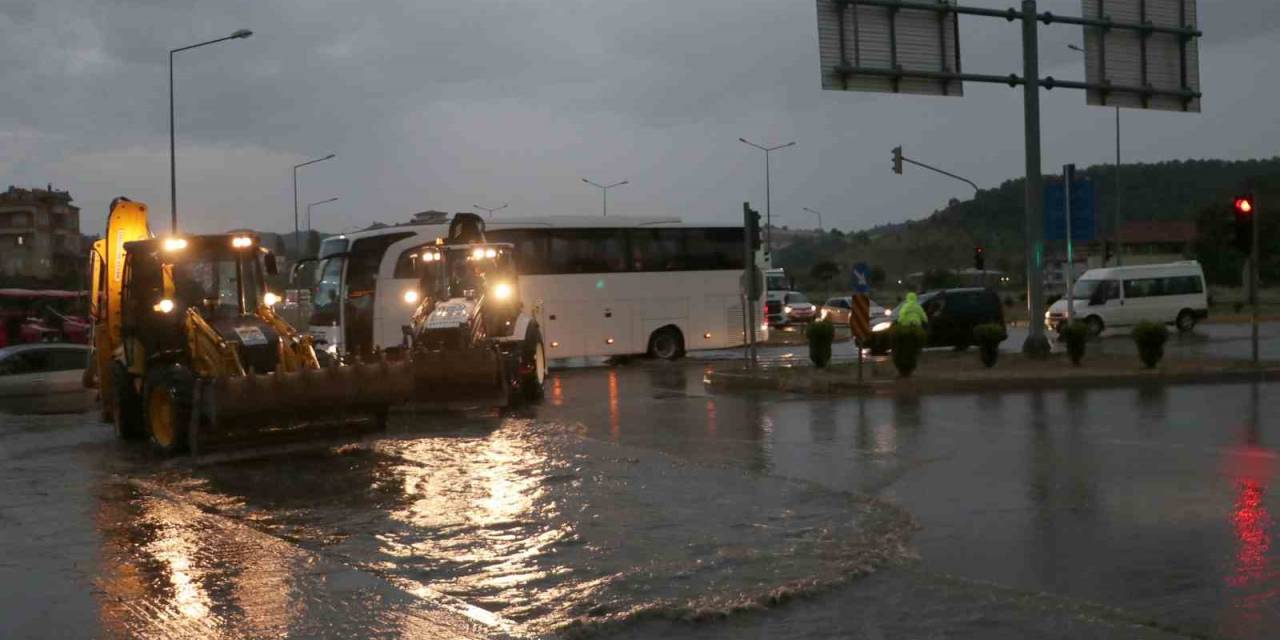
[897, 292, 927, 327]
[905, 292, 918, 304]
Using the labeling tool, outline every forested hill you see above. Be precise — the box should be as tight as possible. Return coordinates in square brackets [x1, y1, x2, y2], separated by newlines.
[776, 156, 1280, 287]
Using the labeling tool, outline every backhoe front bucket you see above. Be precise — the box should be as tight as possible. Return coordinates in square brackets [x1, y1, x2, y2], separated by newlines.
[407, 346, 509, 408]
[188, 360, 415, 454]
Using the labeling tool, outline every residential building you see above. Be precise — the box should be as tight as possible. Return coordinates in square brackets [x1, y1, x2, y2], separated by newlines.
[0, 185, 82, 284]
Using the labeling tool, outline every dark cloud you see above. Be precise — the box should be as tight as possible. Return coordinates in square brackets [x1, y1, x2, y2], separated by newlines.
[2, 0, 1277, 234]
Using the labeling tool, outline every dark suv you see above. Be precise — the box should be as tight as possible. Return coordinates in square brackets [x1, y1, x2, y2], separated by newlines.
[870, 288, 1006, 351]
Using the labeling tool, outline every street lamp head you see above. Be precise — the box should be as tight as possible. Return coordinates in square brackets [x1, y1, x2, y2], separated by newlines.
[581, 178, 590, 184]
[232, 29, 253, 39]
[1067, 44, 1085, 53]
[322, 153, 335, 160]
[738, 137, 750, 144]
[619, 180, 629, 186]
[781, 141, 797, 149]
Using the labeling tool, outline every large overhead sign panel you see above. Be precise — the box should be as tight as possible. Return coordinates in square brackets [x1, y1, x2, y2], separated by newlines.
[817, 0, 963, 97]
[1080, 0, 1200, 112]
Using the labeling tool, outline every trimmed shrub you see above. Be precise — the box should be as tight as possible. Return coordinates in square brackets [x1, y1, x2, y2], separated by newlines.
[1132, 321, 1169, 369]
[807, 319, 835, 368]
[1060, 321, 1090, 366]
[973, 323, 1006, 368]
[892, 325, 927, 377]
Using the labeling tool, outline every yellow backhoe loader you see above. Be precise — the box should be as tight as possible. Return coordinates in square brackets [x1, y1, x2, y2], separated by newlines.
[86, 198, 410, 455]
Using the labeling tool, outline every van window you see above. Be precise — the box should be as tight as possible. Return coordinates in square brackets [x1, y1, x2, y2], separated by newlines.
[1164, 275, 1204, 295]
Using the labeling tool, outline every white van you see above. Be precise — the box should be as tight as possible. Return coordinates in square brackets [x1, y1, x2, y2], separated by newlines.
[1045, 261, 1208, 336]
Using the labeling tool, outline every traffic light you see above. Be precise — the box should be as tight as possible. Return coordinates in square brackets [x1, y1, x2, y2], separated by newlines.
[892, 146, 903, 175]
[973, 246, 985, 271]
[1234, 194, 1256, 255]
[744, 203, 762, 250]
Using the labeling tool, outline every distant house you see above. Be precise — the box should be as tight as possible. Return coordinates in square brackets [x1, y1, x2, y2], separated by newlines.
[1113, 220, 1197, 265]
[0, 185, 82, 285]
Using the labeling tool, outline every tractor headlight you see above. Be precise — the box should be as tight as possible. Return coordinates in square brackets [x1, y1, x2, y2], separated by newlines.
[163, 237, 187, 252]
[154, 299, 175, 313]
[872, 321, 892, 332]
[263, 292, 281, 306]
[403, 289, 420, 304]
[492, 282, 513, 300]
[231, 236, 253, 249]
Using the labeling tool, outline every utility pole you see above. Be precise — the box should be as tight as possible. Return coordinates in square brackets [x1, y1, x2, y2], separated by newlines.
[739, 138, 796, 258]
[581, 178, 628, 216]
[1020, 0, 1050, 356]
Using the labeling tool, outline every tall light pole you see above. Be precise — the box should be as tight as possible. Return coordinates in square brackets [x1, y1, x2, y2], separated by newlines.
[1069, 43, 1122, 265]
[293, 153, 335, 258]
[802, 207, 824, 230]
[581, 178, 628, 217]
[306, 197, 339, 233]
[169, 28, 253, 234]
[738, 137, 796, 256]
[474, 203, 508, 218]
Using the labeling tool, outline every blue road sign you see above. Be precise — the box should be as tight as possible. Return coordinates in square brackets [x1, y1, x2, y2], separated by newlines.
[1044, 177, 1096, 242]
[851, 262, 871, 294]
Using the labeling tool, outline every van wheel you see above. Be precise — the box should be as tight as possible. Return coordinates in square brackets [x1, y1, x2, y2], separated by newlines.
[648, 327, 684, 360]
[143, 365, 193, 456]
[111, 361, 145, 440]
[1175, 310, 1197, 333]
[1084, 316, 1105, 337]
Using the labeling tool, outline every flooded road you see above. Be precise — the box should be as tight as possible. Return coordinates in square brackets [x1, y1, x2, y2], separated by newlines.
[3, 354, 1278, 638]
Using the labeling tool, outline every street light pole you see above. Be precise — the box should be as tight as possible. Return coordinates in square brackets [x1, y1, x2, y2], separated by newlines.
[739, 138, 796, 257]
[169, 28, 253, 234]
[474, 203, 509, 218]
[802, 207, 823, 230]
[581, 178, 628, 216]
[1069, 43, 1122, 265]
[293, 153, 335, 258]
[306, 196, 339, 233]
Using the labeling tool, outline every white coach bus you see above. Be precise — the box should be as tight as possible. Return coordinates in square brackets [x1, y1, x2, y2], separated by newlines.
[303, 216, 765, 361]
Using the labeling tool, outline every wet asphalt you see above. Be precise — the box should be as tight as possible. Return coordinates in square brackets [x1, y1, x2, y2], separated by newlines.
[2, 323, 1278, 639]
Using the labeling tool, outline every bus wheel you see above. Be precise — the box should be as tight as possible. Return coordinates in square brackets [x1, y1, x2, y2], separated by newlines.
[1175, 310, 1197, 333]
[143, 365, 193, 455]
[648, 327, 684, 360]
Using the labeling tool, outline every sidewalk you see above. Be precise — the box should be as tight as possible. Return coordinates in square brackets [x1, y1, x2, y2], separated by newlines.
[705, 350, 1280, 396]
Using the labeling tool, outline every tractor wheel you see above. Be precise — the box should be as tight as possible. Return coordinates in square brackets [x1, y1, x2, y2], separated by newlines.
[111, 361, 145, 441]
[516, 325, 546, 403]
[143, 365, 194, 456]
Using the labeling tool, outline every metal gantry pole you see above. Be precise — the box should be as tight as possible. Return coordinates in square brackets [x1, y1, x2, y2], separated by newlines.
[169, 51, 177, 234]
[1114, 105, 1123, 266]
[1020, 0, 1049, 356]
[1251, 195, 1260, 365]
[1064, 164, 1075, 323]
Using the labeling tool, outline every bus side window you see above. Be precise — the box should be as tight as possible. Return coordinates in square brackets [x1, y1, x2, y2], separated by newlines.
[627, 229, 686, 271]
[489, 230, 550, 275]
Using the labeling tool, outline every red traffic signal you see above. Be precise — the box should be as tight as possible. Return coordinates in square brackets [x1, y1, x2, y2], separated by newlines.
[1235, 195, 1255, 215]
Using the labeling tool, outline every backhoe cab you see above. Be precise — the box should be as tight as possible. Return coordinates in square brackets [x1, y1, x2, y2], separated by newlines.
[405, 214, 546, 405]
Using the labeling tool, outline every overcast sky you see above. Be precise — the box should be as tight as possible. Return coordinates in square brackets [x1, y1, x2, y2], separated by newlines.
[2, 0, 1277, 236]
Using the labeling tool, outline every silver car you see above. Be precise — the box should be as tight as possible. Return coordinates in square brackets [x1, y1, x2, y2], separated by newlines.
[818, 296, 887, 324]
[0, 343, 94, 414]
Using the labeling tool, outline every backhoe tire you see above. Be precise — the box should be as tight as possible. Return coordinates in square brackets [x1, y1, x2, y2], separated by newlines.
[143, 365, 194, 456]
[516, 325, 546, 404]
[111, 361, 145, 441]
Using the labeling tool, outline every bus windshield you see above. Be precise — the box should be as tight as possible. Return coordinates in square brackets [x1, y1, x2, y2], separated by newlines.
[311, 257, 344, 324]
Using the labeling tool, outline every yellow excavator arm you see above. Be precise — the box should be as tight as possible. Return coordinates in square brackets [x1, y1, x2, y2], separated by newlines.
[256, 303, 321, 373]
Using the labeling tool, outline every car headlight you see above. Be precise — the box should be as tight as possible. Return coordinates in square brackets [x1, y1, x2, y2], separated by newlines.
[784, 305, 793, 314]
[403, 289, 420, 304]
[872, 321, 892, 332]
[884, 309, 892, 316]
[491, 282, 513, 300]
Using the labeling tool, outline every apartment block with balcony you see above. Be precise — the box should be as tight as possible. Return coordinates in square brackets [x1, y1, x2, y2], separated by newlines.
[0, 185, 83, 284]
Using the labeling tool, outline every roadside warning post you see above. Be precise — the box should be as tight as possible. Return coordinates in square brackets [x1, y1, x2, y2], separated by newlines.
[850, 262, 873, 382]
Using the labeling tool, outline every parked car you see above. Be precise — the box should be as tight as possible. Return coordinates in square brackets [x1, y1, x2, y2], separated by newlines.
[819, 296, 887, 324]
[1045, 261, 1208, 336]
[0, 343, 95, 414]
[782, 292, 817, 324]
[870, 288, 1005, 352]
[765, 291, 787, 327]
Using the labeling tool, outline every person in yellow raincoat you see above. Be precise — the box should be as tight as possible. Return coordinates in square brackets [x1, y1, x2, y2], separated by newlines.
[897, 291, 927, 328]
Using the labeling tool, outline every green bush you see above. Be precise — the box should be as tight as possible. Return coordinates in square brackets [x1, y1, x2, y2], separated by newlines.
[807, 319, 835, 368]
[892, 325, 927, 377]
[973, 323, 1006, 368]
[1060, 321, 1090, 366]
[1132, 321, 1169, 368]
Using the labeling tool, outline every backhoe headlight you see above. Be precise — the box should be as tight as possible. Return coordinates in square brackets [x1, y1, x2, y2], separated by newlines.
[163, 237, 187, 252]
[491, 282, 513, 300]
[403, 289, 420, 304]
[231, 236, 253, 248]
[154, 299, 175, 313]
[263, 292, 281, 306]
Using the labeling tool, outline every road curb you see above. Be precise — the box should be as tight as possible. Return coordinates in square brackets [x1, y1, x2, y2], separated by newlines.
[705, 364, 1280, 397]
